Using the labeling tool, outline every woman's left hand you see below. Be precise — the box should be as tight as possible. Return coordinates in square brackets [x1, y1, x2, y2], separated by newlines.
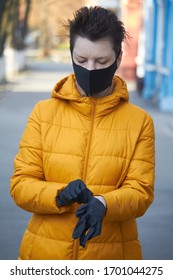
[72, 197, 106, 247]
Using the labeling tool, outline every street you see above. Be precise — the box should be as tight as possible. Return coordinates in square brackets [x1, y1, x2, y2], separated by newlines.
[0, 58, 173, 260]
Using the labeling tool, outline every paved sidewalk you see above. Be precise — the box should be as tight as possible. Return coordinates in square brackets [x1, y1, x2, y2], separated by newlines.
[129, 89, 173, 260]
[0, 58, 173, 260]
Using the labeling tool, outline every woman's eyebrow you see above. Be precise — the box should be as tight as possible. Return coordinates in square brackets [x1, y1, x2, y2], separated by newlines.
[75, 55, 86, 59]
[75, 54, 110, 60]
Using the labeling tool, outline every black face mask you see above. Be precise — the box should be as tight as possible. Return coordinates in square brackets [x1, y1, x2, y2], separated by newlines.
[72, 58, 119, 96]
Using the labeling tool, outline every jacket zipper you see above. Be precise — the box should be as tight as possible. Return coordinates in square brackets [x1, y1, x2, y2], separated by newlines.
[83, 99, 96, 182]
[72, 238, 79, 260]
[72, 98, 96, 260]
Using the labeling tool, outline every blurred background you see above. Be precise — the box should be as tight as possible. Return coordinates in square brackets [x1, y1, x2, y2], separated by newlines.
[0, 0, 173, 260]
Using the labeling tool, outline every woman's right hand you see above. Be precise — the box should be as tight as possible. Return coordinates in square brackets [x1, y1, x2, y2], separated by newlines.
[56, 179, 93, 206]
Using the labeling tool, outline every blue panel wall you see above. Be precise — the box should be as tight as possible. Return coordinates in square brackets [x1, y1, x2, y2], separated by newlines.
[159, 0, 173, 111]
[142, 0, 173, 112]
[143, 0, 158, 99]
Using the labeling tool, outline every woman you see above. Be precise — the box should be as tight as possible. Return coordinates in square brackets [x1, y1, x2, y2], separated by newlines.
[10, 6, 155, 260]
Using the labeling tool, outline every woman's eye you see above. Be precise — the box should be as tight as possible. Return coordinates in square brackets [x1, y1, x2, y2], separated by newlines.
[77, 60, 86, 64]
[98, 61, 107, 65]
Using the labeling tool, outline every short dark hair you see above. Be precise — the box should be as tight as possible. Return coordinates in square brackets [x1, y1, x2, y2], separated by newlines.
[67, 6, 128, 56]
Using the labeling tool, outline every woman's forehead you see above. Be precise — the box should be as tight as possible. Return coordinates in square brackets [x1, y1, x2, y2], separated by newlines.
[73, 36, 115, 57]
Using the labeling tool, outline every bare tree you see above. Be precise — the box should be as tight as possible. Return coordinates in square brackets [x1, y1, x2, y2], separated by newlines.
[10, 0, 31, 50]
[28, 0, 87, 56]
[0, 0, 12, 57]
[0, 0, 31, 56]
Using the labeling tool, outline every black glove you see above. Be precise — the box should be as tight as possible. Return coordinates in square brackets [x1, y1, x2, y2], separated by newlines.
[56, 179, 93, 206]
[72, 197, 106, 247]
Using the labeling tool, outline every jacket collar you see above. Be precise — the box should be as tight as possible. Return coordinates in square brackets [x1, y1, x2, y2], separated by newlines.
[51, 74, 129, 116]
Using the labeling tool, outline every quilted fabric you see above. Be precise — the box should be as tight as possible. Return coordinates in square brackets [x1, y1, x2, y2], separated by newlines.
[10, 74, 155, 259]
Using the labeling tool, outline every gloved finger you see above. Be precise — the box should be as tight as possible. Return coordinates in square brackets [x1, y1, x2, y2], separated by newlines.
[69, 185, 80, 200]
[63, 185, 82, 204]
[78, 181, 86, 191]
[78, 219, 96, 248]
[87, 189, 93, 201]
[72, 215, 88, 239]
[60, 188, 74, 202]
[84, 222, 102, 242]
[80, 188, 93, 204]
[57, 192, 73, 206]
[76, 205, 87, 218]
[75, 183, 87, 203]
[79, 231, 88, 248]
[79, 226, 95, 247]
[75, 192, 84, 204]
[76, 189, 84, 204]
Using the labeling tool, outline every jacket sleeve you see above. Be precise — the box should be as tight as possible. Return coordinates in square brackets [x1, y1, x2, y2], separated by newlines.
[102, 114, 155, 222]
[10, 102, 75, 214]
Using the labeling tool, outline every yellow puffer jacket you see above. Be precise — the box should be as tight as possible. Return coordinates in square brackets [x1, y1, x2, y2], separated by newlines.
[10, 74, 155, 260]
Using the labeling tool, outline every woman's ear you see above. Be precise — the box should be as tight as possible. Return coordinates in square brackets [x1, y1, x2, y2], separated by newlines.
[117, 51, 123, 67]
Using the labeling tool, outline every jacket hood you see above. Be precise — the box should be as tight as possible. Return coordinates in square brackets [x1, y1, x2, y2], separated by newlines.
[51, 73, 129, 116]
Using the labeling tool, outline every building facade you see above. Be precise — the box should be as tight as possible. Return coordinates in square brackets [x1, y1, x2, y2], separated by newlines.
[141, 0, 173, 112]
